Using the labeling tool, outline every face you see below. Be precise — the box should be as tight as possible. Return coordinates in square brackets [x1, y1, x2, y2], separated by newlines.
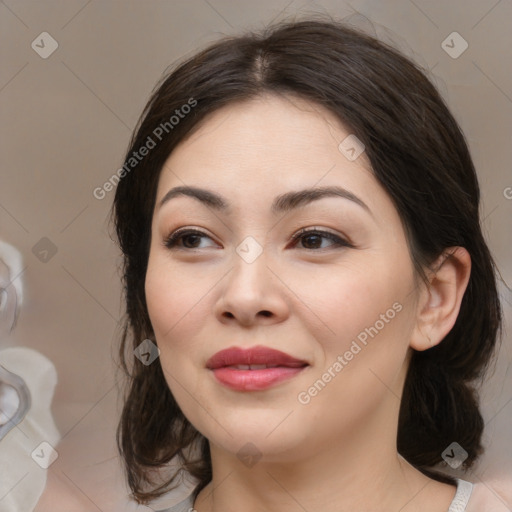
[145, 94, 422, 463]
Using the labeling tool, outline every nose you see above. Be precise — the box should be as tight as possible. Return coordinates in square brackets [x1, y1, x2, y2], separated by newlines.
[213, 249, 290, 328]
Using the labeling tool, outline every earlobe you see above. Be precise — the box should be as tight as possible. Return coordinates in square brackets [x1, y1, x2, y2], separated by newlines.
[410, 246, 471, 352]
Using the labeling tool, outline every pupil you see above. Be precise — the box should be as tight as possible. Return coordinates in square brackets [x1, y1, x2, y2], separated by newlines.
[304, 234, 321, 248]
[184, 234, 201, 248]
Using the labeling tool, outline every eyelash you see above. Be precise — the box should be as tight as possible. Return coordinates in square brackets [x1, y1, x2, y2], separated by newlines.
[162, 227, 352, 251]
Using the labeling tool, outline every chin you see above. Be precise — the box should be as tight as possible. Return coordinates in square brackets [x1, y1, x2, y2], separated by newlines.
[192, 408, 309, 460]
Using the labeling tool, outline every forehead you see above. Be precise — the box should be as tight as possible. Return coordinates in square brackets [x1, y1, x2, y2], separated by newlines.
[154, 94, 391, 223]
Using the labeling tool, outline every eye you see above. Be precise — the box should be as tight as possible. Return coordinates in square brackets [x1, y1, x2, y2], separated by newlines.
[290, 227, 352, 250]
[163, 227, 352, 251]
[163, 228, 217, 250]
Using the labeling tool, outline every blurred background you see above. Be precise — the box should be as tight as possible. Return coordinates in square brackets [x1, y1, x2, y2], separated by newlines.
[0, 0, 510, 510]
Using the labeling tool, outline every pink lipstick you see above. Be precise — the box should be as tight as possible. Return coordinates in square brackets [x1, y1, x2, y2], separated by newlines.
[206, 346, 308, 391]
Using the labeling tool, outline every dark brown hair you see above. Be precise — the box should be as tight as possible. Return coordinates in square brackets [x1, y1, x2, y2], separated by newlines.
[110, 18, 502, 504]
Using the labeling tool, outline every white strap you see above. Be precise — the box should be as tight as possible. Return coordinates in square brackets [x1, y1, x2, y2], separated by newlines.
[448, 479, 474, 512]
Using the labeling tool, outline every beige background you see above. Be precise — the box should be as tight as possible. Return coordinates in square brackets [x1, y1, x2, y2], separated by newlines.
[0, 0, 511, 510]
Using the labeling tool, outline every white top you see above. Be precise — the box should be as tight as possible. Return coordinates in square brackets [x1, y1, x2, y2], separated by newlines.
[160, 477, 474, 512]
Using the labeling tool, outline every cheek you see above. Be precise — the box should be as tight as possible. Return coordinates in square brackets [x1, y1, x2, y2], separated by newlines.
[283, 256, 411, 347]
[145, 255, 212, 342]
[286, 254, 417, 411]
[145, 257, 213, 403]
[322, 267, 414, 394]
[292, 271, 415, 439]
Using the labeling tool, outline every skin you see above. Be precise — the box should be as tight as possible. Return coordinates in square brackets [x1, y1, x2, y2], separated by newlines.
[145, 93, 471, 512]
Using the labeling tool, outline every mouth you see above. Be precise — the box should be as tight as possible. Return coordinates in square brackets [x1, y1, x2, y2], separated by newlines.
[206, 346, 309, 391]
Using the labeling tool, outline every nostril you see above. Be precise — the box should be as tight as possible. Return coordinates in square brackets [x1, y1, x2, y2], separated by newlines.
[259, 310, 272, 317]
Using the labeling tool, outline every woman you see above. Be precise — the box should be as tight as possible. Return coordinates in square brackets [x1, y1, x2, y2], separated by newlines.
[111, 19, 504, 511]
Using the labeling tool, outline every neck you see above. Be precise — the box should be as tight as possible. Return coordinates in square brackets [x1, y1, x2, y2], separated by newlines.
[192, 397, 452, 512]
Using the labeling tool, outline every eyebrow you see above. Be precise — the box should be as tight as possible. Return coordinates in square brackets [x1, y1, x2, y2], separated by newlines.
[158, 185, 372, 216]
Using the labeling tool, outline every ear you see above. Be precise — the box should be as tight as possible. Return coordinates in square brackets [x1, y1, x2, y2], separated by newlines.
[410, 247, 471, 351]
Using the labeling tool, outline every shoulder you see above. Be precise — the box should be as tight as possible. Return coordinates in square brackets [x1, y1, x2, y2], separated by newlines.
[157, 493, 195, 512]
[464, 480, 512, 512]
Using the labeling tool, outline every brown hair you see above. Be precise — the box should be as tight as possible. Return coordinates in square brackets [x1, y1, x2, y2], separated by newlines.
[110, 18, 502, 504]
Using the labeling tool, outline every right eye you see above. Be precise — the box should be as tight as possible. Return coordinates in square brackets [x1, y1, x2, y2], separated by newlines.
[162, 228, 218, 250]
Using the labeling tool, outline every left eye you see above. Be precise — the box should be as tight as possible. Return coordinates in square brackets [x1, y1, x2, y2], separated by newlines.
[290, 228, 351, 250]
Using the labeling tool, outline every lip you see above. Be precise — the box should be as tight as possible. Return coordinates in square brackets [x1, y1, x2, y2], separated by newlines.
[206, 346, 308, 391]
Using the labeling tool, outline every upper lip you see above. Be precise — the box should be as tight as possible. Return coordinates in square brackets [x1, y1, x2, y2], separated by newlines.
[206, 346, 308, 369]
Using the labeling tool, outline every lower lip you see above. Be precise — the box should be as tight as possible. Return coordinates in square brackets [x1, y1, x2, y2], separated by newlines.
[210, 366, 306, 391]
